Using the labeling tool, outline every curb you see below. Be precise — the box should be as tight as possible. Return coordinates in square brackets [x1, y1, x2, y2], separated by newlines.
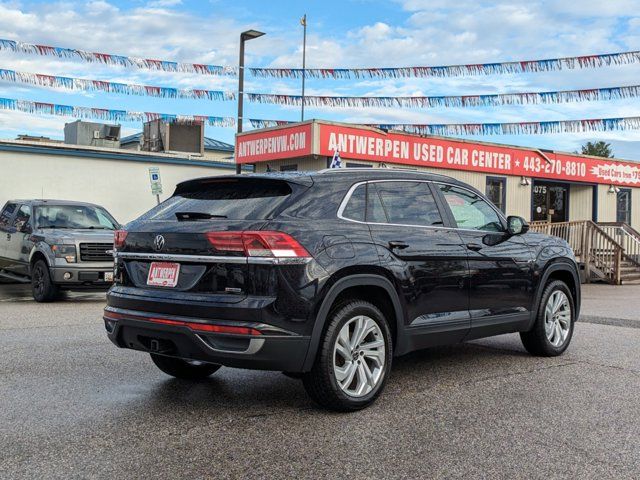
[579, 315, 640, 329]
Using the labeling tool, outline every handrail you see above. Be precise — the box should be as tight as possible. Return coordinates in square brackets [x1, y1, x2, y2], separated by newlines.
[529, 220, 623, 284]
[597, 222, 640, 268]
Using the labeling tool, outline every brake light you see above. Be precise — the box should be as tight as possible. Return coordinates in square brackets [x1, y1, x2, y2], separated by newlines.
[205, 231, 310, 258]
[114, 229, 128, 248]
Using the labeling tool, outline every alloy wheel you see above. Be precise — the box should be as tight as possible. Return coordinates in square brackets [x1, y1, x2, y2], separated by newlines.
[33, 265, 44, 295]
[333, 315, 386, 397]
[544, 290, 571, 347]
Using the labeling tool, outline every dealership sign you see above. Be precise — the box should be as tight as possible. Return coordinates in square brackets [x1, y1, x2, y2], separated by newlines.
[236, 124, 312, 162]
[236, 121, 640, 186]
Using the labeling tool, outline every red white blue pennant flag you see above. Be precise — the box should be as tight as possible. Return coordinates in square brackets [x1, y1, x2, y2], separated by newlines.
[0, 69, 236, 101]
[0, 97, 236, 127]
[249, 117, 640, 136]
[0, 39, 236, 76]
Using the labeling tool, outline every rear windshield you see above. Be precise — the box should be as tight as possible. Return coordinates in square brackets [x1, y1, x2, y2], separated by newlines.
[144, 179, 294, 221]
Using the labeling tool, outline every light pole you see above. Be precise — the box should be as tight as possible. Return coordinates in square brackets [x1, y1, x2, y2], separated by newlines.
[300, 15, 307, 121]
[236, 29, 265, 174]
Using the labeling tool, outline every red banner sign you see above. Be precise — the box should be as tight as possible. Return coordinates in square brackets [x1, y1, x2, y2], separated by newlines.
[319, 124, 640, 186]
[236, 124, 312, 163]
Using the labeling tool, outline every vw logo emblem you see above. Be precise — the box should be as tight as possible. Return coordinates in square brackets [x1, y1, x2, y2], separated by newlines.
[153, 235, 165, 251]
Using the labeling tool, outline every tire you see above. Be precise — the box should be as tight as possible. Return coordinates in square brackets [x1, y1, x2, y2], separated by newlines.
[302, 300, 393, 412]
[150, 353, 221, 380]
[31, 259, 59, 303]
[520, 280, 575, 356]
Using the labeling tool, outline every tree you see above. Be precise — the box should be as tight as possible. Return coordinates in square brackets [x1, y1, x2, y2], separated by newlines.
[580, 141, 613, 158]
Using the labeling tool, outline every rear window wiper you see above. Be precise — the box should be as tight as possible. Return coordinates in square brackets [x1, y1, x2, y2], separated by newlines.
[175, 211, 228, 221]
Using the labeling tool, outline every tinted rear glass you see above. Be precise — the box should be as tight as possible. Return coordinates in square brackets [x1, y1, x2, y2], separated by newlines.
[144, 179, 294, 221]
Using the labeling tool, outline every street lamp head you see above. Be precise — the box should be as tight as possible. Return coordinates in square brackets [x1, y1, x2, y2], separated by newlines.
[241, 29, 265, 40]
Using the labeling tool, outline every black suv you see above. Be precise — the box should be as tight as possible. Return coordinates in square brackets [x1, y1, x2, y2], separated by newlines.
[105, 169, 580, 411]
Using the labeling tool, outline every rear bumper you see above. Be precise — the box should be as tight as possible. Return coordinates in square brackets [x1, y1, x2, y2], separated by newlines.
[104, 307, 311, 372]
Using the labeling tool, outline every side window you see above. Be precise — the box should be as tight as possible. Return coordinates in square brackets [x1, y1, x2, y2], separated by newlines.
[371, 181, 443, 227]
[279, 164, 298, 171]
[485, 177, 506, 213]
[12, 205, 32, 231]
[341, 184, 366, 222]
[366, 184, 387, 223]
[616, 188, 631, 224]
[0, 202, 17, 229]
[439, 184, 504, 232]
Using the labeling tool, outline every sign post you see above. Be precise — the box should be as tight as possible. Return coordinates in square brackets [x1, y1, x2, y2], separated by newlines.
[148, 167, 163, 205]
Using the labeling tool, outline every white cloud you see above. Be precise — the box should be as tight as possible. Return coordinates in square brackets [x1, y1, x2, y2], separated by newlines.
[147, 0, 183, 7]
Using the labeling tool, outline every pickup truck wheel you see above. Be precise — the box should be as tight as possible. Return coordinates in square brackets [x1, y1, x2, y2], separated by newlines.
[302, 300, 393, 412]
[31, 259, 59, 303]
[150, 353, 221, 380]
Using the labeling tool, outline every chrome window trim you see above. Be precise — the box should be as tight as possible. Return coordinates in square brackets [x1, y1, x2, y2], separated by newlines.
[337, 178, 508, 234]
[114, 252, 310, 265]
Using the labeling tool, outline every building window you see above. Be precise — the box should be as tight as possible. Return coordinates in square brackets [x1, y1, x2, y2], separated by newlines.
[485, 177, 506, 213]
[279, 164, 298, 171]
[345, 162, 373, 168]
[617, 188, 632, 224]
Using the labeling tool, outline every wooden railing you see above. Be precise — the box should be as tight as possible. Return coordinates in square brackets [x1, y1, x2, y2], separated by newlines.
[598, 222, 640, 267]
[529, 220, 623, 284]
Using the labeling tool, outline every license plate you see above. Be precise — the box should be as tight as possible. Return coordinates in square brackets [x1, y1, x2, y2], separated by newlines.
[104, 272, 114, 282]
[147, 262, 180, 288]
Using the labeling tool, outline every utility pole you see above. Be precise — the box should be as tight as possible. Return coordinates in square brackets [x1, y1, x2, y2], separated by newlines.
[301, 14, 307, 121]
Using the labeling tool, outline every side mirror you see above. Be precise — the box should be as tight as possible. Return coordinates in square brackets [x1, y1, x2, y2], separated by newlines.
[507, 216, 529, 235]
[17, 221, 32, 234]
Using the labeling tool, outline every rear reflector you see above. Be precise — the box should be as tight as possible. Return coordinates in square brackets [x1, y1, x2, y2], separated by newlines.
[114, 230, 128, 248]
[103, 310, 261, 336]
[205, 231, 310, 258]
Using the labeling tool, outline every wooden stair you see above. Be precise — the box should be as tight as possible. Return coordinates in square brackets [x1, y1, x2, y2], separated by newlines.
[620, 260, 640, 284]
[530, 220, 640, 285]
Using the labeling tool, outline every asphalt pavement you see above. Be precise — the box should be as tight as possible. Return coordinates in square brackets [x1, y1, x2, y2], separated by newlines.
[1, 284, 639, 479]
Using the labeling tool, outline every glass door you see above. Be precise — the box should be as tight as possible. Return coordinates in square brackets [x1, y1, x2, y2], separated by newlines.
[532, 181, 569, 223]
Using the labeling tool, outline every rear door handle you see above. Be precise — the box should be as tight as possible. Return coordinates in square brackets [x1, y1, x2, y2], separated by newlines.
[388, 241, 409, 250]
[466, 243, 483, 252]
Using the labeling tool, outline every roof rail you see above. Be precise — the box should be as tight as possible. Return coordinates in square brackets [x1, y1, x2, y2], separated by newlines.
[317, 167, 455, 180]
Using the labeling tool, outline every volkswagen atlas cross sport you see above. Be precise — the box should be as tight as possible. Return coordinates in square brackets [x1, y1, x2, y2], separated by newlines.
[104, 169, 580, 411]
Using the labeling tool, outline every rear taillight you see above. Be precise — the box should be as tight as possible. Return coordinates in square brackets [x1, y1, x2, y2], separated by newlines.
[205, 231, 310, 258]
[114, 230, 128, 249]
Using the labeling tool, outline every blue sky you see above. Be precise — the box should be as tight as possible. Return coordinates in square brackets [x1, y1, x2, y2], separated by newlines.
[1, 0, 640, 158]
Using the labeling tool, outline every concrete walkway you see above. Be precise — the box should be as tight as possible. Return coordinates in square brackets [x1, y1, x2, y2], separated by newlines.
[580, 283, 640, 328]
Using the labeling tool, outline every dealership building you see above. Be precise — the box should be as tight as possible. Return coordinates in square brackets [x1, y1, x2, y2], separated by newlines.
[237, 120, 640, 283]
[237, 120, 640, 228]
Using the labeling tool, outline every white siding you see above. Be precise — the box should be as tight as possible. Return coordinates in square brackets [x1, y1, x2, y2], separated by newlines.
[569, 184, 593, 222]
[0, 148, 235, 223]
[597, 184, 617, 223]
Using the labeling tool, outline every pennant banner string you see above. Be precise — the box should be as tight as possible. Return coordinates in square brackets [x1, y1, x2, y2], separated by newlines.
[249, 117, 640, 136]
[3, 66, 639, 110]
[0, 97, 236, 127]
[246, 85, 640, 108]
[250, 51, 640, 79]
[0, 68, 236, 101]
[3, 38, 640, 81]
[0, 38, 237, 76]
